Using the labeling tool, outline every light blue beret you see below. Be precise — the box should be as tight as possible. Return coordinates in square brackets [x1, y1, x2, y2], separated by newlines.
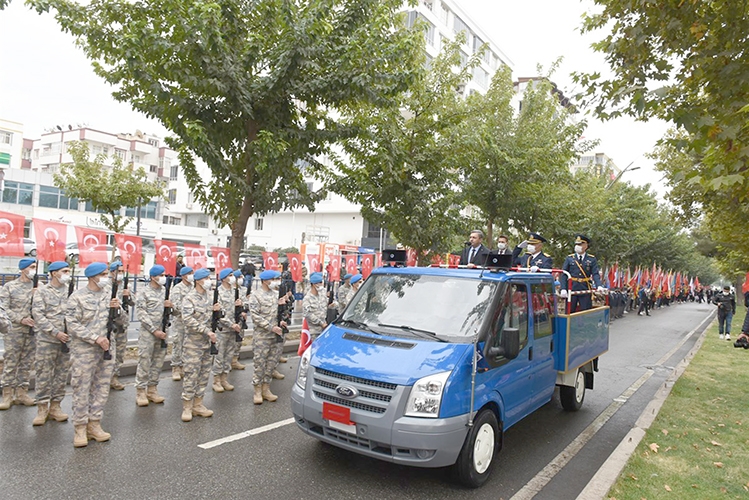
[179, 266, 194, 276]
[19, 258, 36, 270]
[233, 270, 242, 278]
[218, 268, 233, 280]
[309, 272, 323, 284]
[149, 265, 166, 277]
[48, 261, 69, 272]
[109, 261, 122, 271]
[85, 262, 107, 278]
[259, 270, 281, 280]
[194, 268, 210, 281]
[343, 273, 353, 280]
[350, 274, 362, 285]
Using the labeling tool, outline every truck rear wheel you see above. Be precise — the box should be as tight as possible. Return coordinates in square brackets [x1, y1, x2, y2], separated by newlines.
[454, 409, 500, 488]
[560, 368, 585, 411]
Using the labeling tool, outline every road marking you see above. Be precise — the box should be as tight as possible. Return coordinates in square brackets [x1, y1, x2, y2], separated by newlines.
[198, 417, 296, 450]
[510, 310, 714, 500]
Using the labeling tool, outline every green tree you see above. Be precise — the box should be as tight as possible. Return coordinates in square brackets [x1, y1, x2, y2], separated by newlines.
[54, 141, 165, 237]
[22, 0, 422, 265]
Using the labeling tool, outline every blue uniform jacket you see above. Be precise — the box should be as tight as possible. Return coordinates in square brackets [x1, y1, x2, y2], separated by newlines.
[561, 253, 602, 291]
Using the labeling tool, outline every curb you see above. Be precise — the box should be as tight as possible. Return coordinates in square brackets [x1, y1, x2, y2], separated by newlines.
[576, 310, 716, 499]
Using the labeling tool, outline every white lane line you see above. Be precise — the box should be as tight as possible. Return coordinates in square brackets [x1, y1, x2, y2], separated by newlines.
[198, 417, 296, 450]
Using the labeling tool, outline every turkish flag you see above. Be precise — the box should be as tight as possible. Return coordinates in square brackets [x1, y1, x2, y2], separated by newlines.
[406, 249, 417, 267]
[307, 254, 320, 273]
[262, 251, 278, 271]
[75, 226, 109, 267]
[297, 317, 312, 356]
[329, 257, 341, 282]
[361, 254, 374, 279]
[0, 210, 26, 257]
[287, 253, 303, 282]
[155, 239, 178, 276]
[184, 243, 207, 270]
[115, 234, 142, 275]
[344, 255, 358, 276]
[211, 246, 233, 273]
[431, 253, 444, 266]
[448, 254, 461, 267]
[33, 219, 67, 262]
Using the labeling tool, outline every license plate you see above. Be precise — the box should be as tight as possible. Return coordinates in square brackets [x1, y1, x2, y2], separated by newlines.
[323, 402, 356, 434]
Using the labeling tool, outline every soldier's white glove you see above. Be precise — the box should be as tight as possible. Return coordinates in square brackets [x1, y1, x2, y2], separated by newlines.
[518, 240, 529, 249]
[559, 289, 568, 299]
[530, 265, 539, 273]
[597, 286, 606, 293]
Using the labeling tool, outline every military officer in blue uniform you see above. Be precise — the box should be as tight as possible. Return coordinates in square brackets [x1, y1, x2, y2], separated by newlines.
[512, 233, 553, 271]
[559, 234, 604, 312]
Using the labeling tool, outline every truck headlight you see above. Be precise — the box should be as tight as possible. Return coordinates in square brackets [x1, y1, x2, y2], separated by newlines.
[405, 371, 451, 418]
[296, 348, 312, 390]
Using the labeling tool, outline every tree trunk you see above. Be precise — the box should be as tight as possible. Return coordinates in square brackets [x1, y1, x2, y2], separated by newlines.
[486, 219, 493, 249]
[230, 195, 254, 268]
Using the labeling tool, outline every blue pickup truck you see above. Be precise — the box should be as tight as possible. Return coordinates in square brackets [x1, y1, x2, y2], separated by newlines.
[291, 265, 609, 487]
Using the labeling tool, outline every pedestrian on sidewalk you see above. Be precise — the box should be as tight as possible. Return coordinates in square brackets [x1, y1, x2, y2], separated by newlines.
[713, 285, 735, 340]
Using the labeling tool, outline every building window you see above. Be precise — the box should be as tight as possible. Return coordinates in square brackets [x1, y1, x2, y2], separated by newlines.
[474, 67, 489, 89]
[114, 149, 126, 161]
[169, 216, 181, 225]
[167, 189, 177, 204]
[149, 165, 157, 173]
[0, 131, 12, 145]
[424, 20, 435, 47]
[148, 138, 159, 147]
[39, 185, 79, 210]
[92, 145, 109, 156]
[1, 181, 33, 205]
[85, 200, 107, 214]
[440, 2, 449, 25]
[254, 218, 264, 231]
[453, 15, 468, 36]
[132, 153, 141, 163]
[170, 165, 178, 181]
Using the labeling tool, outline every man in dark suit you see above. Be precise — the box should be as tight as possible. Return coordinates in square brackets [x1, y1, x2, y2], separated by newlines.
[559, 234, 604, 312]
[495, 235, 511, 254]
[511, 232, 553, 271]
[459, 230, 491, 268]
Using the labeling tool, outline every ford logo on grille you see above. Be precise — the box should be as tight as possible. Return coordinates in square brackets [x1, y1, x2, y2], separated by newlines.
[335, 384, 358, 398]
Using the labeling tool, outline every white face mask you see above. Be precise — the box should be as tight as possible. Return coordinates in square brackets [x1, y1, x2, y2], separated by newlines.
[115, 274, 124, 282]
[59, 274, 72, 285]
[315, 284, 325, 292]
[526, 244, 537, 254]
[24, 268, 35, 279]
[157, 276, 167, 286]
[269, 281, 280, 290]
[228, 276, 237, 285]
[202, 279, 214, 291]
[185, 275, 195, 283]
[574, 245, 584, 255]
[96, 276, 111, 289]
[497, 242, 507, 250]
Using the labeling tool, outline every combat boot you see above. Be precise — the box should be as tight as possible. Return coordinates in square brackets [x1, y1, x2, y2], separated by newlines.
[110, 376, 125, 391]
[73, 425, 88, 448]
[192, 397, 213, 418]
[181, 399, 193, 422]
[146, 386, 165, 404]
[219, 373, 234, 391]
[261, 383, 278, 402]
[212, 375, 224, 393]
[278, 356, 288, 363]
[86, 420, 111, 442]
[253, 385, 263, 405]
[14, 387, 35, 406]
[172, 366, 182, 381]
[272, 369, 285, 380]
[231, 356, 246, 370]
[48, 401, 69, 422]
[135, 388, 149, 407]
[0, 387, 13, 410]
[32, 403, 49, 426]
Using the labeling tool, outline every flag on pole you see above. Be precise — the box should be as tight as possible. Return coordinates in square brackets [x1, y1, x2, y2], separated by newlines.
[115, 233, 143, 275]
[33, 219, 67, 262]
[0, 210, 26, 257]
[155, 239, 178, 276]
[74, 226, 109, 267]
[344, 254, 358, 275]
[262, 251, 279, 271]
[210, 246, 232, 273]
[287, 253, 303, 282]
[185, 243, 207, 270]
[298, 317, 312, 356]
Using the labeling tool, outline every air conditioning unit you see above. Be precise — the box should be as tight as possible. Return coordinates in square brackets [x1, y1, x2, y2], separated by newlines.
[186, 203, 193, 209]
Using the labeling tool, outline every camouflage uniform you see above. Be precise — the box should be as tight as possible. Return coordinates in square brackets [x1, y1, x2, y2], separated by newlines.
[248, 288, 281, 386]
[0, 304, 9, 334]
[212, 285, 235, 376]
[65, 286, 116, 426]
[31, 282, 71, 405]
[234, 284, 249, 359]
[181, 287, 213, 400]
[112, 283, 133, 379]
[303, 289, 328, 340]
[0, 278, 36, 392]
[135, 283, 167, 390]
[337, 283, 352, 315]
[169, 279, 193, 369]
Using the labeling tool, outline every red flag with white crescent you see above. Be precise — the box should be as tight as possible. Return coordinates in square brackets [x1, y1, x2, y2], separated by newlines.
[115, 234, 142, 275]
[0, 210, 26, 257]
[406, 249, 417, 267]
[210, 246, 233, 273]
[74, 226, 109, 267]
[155, 239, 178, 276]
[431, 253, 444, 266]
[361, 254, 374, 279]
[448, 254, 461, 267]
[33, 219, 67, 262]
[262, 251, 278, 271]
[297, 317, 312, 356]
[184, 243, 207, 270]
[307, 254, 320, 273]
[287, 253, 303, 282]
[329, 257, 341, 282]
[344, 255, 358, 275]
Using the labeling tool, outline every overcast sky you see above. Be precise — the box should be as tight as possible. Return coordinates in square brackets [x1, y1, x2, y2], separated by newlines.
[0, 0, 669, 193]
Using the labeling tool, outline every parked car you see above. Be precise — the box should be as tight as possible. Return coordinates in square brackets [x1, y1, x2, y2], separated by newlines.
[24, 238, 36, 257]
[65, 242, 121, 264]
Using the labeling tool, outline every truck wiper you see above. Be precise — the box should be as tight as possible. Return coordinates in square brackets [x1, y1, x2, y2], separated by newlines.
[376, 323, 446, 342]
[336, 319, 380, 335]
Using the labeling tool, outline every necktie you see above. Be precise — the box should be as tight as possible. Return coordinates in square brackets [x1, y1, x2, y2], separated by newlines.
[469, 248, 476, 262]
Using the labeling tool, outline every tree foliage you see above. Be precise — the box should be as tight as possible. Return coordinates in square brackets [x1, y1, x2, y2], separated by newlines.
[54, 141, 165, 234]
[24, 0, 422, 265]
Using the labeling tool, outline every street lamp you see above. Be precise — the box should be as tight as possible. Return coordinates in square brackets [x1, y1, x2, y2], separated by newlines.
[605, 162, 641, 190]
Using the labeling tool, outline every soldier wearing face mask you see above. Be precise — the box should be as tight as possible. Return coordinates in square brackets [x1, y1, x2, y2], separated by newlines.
[248, 270, 287, 405]
[30, 261, 72, 426]
[559, 234, 604, 312]
[304, 272, 329, 341]
[65, 262, 121, 447]
[212, 268, 240, 393]
[512, 233, 553, 272]
[169, 266, 194, 382]
[109, 261, 133, 391]
[495, 235, 511, 255]
[134, 265, 173, 407]
[0, 258, 38, 410]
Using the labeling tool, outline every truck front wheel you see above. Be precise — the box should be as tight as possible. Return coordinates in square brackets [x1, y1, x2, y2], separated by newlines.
[560, 368, 586, 411]
[454, 409, 500, 488]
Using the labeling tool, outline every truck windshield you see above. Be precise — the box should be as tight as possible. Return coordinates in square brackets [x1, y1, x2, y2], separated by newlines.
[341, 274, 498, 342]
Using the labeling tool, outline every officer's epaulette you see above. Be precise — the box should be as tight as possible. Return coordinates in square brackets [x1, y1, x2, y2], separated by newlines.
[588, 253, 595, 257]
[544, 253, 551, 257]
[567, 253, 575, 257]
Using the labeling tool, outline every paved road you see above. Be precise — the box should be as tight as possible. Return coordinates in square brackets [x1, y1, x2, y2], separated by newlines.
[0, 301, 715, 499]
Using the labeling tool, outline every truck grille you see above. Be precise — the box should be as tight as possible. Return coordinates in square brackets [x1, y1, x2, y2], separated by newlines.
[312, 367, 398, 415]
[315, 368, 397, 391]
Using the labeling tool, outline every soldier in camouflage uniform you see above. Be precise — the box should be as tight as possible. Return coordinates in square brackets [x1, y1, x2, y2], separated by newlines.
[231, 269, 249, 371]
[109, 261, 134, 391]
[65, 262, 120, 447]
[337, 274, 353, 316]
[134, 265, 172, 407]
[303, 272, 330, 341]
[269, 277, 295, 380]
[212, 268, 240, 393]
[31, 261, 73, 426]
[170, 266, 194, 381]
[248, 270, 287, 405]
[180, 268, 218, 422]
[0, 258, 38, 410]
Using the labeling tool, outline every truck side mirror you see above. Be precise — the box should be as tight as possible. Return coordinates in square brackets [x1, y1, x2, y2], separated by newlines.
[487, 327, 520, 360]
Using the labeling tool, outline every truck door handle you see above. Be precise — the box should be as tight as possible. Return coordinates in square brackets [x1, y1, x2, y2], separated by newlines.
[528, 347, 533, 360]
